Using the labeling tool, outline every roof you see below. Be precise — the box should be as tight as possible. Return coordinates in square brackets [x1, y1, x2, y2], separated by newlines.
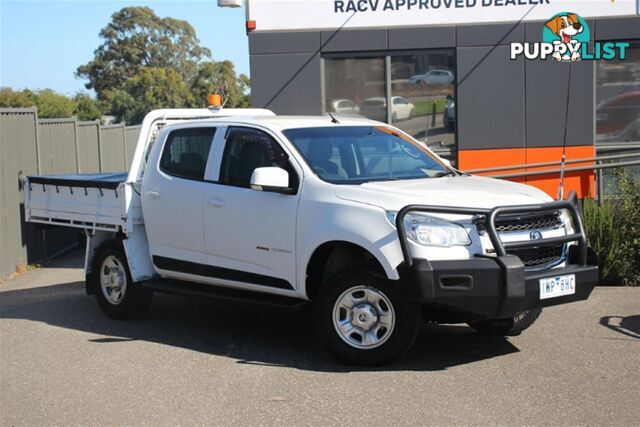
[169, 114, 384, 131]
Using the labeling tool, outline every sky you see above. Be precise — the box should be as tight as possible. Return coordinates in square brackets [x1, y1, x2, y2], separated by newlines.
[0, 0, 249, 96]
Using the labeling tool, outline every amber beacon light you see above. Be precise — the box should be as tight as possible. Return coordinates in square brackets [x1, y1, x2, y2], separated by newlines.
[207, 94, 222, 109]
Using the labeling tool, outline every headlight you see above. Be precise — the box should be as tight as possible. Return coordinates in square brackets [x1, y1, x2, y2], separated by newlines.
[560, 209, 575, 234]
[387, 211, 471, 247]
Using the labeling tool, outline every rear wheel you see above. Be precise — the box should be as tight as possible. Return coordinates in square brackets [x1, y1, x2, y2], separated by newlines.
[314, 270, 422, 366]
[91, 241, 152, 319]
[468, 308, 542, 336]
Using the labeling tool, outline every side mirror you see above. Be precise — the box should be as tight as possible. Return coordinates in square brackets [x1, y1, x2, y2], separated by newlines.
[250, 167, 292, 194]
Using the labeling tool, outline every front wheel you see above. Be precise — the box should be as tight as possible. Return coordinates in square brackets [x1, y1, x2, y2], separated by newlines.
[314, 270, 422, 366]
[468, 308, 542, 336]
[91, 241, 152, 320]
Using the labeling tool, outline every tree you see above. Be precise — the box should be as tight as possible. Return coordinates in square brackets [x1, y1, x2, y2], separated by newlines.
[78, 6, 252, 123]
[237, 74, 251, 108]
[1, 87, 104, 120]
[0, 87, 36, 108]
[77, 7, 210, 99]
[2, 87, 76, 118]
[34, 90, 77, 118]
[104, 67, 195, 124]
[73, 93, 102, 121]
[100, 90, 136, 124]
[191, 61, 250, 108]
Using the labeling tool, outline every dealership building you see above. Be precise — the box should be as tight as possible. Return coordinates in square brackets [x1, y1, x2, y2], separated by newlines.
[241, 0, 640, 198]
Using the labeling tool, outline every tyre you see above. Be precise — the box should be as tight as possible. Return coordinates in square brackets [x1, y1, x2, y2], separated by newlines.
[314, 270, 422, 366]
[468, 308, 542, 336]
[91, 240, 152, 320]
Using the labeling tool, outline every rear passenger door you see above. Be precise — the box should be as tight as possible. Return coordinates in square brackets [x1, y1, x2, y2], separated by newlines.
[142, 126, 217, 270]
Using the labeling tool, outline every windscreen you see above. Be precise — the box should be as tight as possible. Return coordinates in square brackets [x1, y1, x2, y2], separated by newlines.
[283, 126, 450, 184]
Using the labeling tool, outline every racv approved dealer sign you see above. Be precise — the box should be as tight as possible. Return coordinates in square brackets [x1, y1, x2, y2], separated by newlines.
[247, 0, 637, 32]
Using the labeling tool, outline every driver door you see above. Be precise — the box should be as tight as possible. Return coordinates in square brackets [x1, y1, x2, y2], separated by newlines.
[202, 126, 302, 293]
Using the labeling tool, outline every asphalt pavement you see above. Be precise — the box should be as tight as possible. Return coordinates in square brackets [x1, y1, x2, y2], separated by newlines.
[1, 251, 639, 425]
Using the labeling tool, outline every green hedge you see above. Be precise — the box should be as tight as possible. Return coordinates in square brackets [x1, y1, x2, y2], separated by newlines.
[583, 169, 640, 286]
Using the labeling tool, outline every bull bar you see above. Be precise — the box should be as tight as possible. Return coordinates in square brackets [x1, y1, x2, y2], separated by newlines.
[393, 191, 598, 318]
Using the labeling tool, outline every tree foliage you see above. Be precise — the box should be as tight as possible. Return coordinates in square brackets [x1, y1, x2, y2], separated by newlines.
[0, 87, 36, 108]
[77, 6, 251, 124]
[76, 7, 210, 99]
[103, 67, 196, 124]
[192, 61, 250, 108]
[73, 93, 102, 121]
[0, 87, 99, 119]
[36, 90, 77, 118]
[3, 7, 251, 124]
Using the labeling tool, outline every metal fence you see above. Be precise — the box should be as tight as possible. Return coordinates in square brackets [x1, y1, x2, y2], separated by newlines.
[0, 108, 140, 277]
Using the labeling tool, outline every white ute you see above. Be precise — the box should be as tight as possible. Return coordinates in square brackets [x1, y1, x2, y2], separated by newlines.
[24, 107, 599, 365]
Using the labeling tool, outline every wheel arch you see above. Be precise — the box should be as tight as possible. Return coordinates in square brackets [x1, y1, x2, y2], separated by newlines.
[305, 240, 389, 301]
[84, 231, 118, 295]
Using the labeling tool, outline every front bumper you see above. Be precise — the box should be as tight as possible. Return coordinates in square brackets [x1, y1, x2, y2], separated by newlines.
[394, 191, 599, 318]
[396, 249, 598, 318]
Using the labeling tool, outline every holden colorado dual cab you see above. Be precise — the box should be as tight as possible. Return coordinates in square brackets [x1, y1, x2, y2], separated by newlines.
[24, 107, 599, 365]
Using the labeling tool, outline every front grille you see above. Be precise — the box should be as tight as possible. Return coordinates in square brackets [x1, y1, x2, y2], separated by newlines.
[508, 244, 565, 269]
[474, 211, 562, 234]
[475, 211, 566, 270]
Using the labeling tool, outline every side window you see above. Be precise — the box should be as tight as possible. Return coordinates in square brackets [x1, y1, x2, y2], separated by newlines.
[160, 127, 216, 180]
[219, 127, 299, 190]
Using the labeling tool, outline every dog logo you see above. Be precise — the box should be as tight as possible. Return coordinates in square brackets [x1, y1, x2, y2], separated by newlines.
[543, 12, 590, 62]
[511, 13, 628, 62]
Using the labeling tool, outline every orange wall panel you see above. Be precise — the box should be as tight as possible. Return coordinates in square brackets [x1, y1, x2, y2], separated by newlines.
[459, 146, 595, 199]
[525, 146, 595, 199]
[458, 148, 526, 183]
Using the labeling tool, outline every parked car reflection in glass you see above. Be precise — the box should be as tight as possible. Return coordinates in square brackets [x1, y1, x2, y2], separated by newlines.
[329, 98, 360, 115]
[408, 69, 454, 86]
[360, 96, 415, 122]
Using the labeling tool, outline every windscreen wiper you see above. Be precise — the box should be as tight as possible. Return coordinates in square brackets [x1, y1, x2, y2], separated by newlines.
[431, 171, 456, 178]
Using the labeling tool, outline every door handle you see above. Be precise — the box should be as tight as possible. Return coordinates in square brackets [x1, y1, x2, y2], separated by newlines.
[146, 190, 161, 199]
[207, 197, 225, 208]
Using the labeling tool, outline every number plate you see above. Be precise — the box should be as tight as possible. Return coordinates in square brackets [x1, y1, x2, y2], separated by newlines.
[539, 274, 576, 300]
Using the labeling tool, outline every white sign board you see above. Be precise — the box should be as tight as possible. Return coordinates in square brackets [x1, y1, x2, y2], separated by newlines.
[248, 0, 638, 32]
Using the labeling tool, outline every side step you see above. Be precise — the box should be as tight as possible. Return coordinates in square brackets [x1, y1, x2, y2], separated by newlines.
[140, 279, 309, 311]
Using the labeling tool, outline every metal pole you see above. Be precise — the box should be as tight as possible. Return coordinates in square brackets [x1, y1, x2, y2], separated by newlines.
[464, 152, 640, 174]
[385, 56, 392, 125]
[97, 120, 103, 173]
[491, 160, 640, 179]
[597, 159, 603, 205]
